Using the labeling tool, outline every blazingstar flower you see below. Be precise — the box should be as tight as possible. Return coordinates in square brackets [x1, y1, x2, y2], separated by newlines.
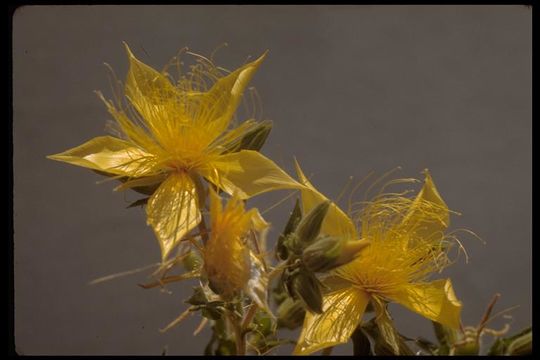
[204, 188, 266, 297]
[293, 163, 462, 355]
[48, 44, 302, 261]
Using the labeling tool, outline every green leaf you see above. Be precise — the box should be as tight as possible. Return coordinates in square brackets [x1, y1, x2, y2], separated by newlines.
[362, 317, 414, 356]
[290, 270, 323, 314]
[432, 320, 458, 355]
[205, 318, 233, 355]
[351, 326, 373, 356]
[488, 326, 532, 355]
[276, 297, 305, 330]
[92, 169, 162, 196]
[411, 337, 438, 355]
[375, 308, 401, 355]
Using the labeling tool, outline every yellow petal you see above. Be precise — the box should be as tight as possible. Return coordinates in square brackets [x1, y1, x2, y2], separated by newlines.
[193, 52, 267, 139]
[396, 170, 450, 245]
[202, 150, 304, 199]
[294, 288, 370, 355]
[294, 159, 357, 240]
[47, 136, 155, 177]
[146, 172, 201, 261]
[124, 43, 182, 125]
[389, 278, 462, 329]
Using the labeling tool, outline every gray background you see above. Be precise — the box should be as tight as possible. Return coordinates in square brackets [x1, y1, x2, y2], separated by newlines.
[13, 5, 531, 355]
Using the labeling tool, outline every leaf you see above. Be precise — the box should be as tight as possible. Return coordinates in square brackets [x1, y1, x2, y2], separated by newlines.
[276, 297, 305, 330]
[204, 318, 238, 355]
[375, 307, 401, 355]
[351, 326, 373, 355]
[487, 326, 532, 355]
[432, 320, 458, 355]
[411, 337, 438, 355]
[290, 270, 323, 314]
[92, 170, 163, 196]
[362, 317, 414, 356]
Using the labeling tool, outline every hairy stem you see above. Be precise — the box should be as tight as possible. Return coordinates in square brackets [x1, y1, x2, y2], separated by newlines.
[226, 310, 245, 355]
[192, 174, 210, 246]
[241, 303, 259, 331]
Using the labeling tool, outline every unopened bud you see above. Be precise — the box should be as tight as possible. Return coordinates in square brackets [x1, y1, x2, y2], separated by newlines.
[302, 236, 371, 273]
[291, 271, 323, 314]
[182, 250, 202, 272]
[295, 201, 330, 247]
[451, 339, 480, 356]
[302, 235, 343, 272]
[277, 297, 306, 330]
[335, 239, 371, 267]
[276, 199, 303, 260]
[223, 120, 272, 153]
[451, 328, 480, 356]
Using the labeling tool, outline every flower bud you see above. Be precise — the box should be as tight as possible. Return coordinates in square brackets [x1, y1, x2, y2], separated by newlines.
[295, 201, 330, 247]
[302, 235, 343, 273]
[182, 250, 202, 272]
[302, 236, 371, 273]
[291, 271, 323, 314]
[335, 239, 371, 267]
[276, 199, 302, 260]
[451, 328, 480, 356]
[451, 339, 480, 356]
[222, 120, 272, 153]
[277, 297, 306, 330]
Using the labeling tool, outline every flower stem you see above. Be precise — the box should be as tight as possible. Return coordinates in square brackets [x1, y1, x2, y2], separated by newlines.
[226, 310, 245, 355]
[241, 303, 259, 331]
[192, 174, 210, 246]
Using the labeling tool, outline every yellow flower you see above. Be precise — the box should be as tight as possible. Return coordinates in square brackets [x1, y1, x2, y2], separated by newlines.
[203, 189, 264, 297]
[293, 162, 462, 355]
[48, 44, 302, 261]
